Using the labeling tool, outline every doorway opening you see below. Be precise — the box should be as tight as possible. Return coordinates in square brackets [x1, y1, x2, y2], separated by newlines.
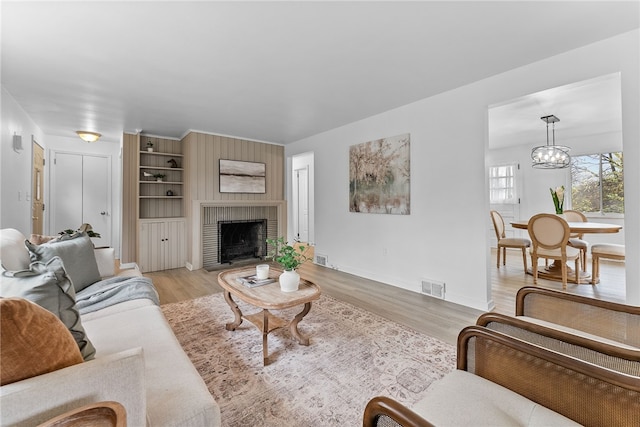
[291, 152, 314, 245]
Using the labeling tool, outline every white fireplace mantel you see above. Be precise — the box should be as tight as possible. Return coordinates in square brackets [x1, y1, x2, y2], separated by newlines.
[188, 200, 287, 271]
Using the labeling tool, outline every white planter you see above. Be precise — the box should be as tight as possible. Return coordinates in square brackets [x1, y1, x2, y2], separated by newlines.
[147, 147, 153, 152]
[279, 270, 300, 292]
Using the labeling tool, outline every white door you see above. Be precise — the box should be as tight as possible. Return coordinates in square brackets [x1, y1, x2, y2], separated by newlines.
[293, 166, 309, 243]
[32, 141, 45, 235]
[489, 163, 522, 246]
[51, 152, 111, 247]
[83, 155, 111, 247]
[51, 153, 83, 235]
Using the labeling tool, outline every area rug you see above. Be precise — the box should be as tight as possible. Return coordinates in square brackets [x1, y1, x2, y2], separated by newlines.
[161, 293, 456, 426]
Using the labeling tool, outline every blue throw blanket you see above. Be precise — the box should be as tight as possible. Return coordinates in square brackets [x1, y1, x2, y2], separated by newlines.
[76, 275, 159, 314]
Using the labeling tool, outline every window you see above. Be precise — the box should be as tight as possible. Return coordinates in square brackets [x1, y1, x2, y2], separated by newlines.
[570, 152, 624, 214]
[489, 164, 517, 204]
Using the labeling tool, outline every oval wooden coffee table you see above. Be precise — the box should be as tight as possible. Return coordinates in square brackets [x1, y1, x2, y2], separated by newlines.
[217, 266, 321, 365]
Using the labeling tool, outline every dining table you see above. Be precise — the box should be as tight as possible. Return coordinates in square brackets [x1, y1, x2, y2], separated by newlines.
[511, 219, 622, 284]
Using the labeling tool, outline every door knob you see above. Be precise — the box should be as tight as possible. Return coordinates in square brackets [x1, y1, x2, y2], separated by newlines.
[101, 212, 107, 215]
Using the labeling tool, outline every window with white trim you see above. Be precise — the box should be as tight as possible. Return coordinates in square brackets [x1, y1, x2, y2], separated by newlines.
[570, 152, 624, 215]
[489, 164, 518, 204]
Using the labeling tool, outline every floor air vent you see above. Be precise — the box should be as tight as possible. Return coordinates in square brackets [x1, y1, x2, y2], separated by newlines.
[315, 254, 328, 266]
[421, 279, 445, 299]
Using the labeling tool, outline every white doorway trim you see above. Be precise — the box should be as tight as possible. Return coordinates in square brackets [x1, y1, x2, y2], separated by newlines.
[291, 152, 315, 245]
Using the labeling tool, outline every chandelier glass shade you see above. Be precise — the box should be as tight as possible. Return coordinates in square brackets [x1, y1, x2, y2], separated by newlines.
[531, 115, 570, 169]
[76, 131, 101, 142]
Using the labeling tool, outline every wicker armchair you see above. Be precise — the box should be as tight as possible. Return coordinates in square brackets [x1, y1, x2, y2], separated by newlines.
[363, 396, 434, 427]
[477, 312, 640, 375]
[515, 286, 640, 347]
[363, 326, 640, 427]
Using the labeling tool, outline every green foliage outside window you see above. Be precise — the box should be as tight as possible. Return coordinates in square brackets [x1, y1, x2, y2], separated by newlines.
[570, 152, 624, 214]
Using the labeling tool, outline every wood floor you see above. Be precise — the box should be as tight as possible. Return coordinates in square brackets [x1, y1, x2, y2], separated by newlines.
[143, 248, 626, 346]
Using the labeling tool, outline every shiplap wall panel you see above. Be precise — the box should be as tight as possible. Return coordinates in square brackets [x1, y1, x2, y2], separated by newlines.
[121, 133, 139, 263]
[185, 131, 284, 202]
[205, 134, 214, 198]
[197, 132, 207, 201]
[180, 131, 284, 265]
[182, 132, 194, 263]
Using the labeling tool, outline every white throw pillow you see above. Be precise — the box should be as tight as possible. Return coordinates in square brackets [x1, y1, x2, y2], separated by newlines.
[0, 228, 30, 271]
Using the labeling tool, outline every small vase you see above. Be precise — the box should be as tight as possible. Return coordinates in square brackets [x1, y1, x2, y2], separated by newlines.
[555, 213, 566, 220]
[279, 270, 300, 292]
[156, 178, 163, 182]
[147, 147, 153, 152]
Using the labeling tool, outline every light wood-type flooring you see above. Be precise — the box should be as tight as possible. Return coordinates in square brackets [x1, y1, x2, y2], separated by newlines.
[142, 248, 626, 346]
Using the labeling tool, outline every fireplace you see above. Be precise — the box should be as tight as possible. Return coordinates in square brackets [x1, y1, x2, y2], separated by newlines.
[197, 201, 284, 271]
[218, 219, 267, 264]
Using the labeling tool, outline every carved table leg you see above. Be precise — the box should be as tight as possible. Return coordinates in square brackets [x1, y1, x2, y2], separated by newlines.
[262, 309, 269, 365]
[289, 302, 312, 346]
[224, 291, 243, 331]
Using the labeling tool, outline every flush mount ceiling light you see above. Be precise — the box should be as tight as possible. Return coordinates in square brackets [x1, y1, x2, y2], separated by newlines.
[531, 115, 570, 169]
[76, 131, 101, 143]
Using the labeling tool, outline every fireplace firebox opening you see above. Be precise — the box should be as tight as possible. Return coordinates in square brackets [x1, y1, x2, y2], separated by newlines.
[218, 219, 267, 264]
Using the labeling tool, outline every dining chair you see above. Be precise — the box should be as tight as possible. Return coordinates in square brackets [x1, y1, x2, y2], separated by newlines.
[490, 210, 531, 272]
[591, 243, 625, 285]
[564, 209, 589, 271]
[527, 213, 581, 289]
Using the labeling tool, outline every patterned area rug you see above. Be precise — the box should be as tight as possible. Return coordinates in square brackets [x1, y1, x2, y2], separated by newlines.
[161, 293, 456, 426]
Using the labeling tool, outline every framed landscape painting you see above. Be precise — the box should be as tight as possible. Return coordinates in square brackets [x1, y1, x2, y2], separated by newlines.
[349, 133, 410, 214]
[219, 159, 266, 193]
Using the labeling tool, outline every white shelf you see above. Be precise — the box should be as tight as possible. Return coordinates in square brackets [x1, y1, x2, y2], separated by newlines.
[140, 151, 183, 157]
[140, 166, 183, 171]
[140, 196, 184, 199]
[140, 181, 183, 185]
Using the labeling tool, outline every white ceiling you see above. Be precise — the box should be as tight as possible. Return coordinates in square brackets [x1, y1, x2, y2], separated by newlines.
[2, 1, 639, 144]
[489, 72, 623, 150]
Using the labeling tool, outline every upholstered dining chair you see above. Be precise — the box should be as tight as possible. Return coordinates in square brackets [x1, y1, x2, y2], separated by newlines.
[490, 210, 531, 272]
[564, 209, 589, 271]
[527, 213, 581, 289]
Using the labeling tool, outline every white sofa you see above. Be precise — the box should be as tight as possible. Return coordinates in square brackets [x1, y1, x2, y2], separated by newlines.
[0, 228, 221, 427]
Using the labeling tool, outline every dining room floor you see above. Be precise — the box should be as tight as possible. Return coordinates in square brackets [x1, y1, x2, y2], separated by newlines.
[490, 247, 626, 314]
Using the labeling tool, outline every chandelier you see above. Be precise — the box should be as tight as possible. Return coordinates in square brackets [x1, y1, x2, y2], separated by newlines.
[531, 115, 570, 169]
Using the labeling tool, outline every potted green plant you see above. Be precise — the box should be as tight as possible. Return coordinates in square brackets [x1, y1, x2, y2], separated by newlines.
[153, 173, 166, 182]
[59, 223, 101, 238]
[266, 237, 310, 292]
[146, 141, 154, 152]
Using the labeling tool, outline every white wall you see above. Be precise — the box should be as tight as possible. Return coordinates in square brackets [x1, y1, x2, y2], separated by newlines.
[286, 30, 640, 308]
[1, 87, 46, 234]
